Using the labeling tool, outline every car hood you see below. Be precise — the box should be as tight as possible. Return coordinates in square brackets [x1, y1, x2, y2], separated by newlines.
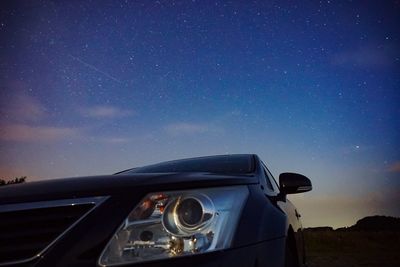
[0, 172, 257, 204]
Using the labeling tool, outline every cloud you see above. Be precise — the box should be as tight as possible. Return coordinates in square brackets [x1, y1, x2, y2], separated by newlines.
[0, 93, 47, 123]
[98, 137, 131, 144]
[331, 45, 397, 68]
[0, 124, 80, 142]
[388, 161, 400, 173]
[0, 91, 131, 143]
[79, 105, 133, 119]
[164, 122, 221, 136]
[0, 87, 81, 143]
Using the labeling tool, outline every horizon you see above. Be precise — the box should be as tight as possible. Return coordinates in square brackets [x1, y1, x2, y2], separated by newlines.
[0, 1, 399, 229]
[304, 214, 400, 229]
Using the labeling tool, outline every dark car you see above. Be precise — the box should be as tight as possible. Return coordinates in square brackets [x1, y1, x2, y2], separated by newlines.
[0, 154, 312, 267]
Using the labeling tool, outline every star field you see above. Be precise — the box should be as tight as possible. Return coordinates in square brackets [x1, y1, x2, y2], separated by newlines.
[0, 0, 399, 227]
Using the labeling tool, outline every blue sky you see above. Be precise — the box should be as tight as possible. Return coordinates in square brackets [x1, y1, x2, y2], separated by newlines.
[0, 0, 399, 227]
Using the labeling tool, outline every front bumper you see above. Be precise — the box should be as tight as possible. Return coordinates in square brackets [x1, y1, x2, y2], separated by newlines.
[135, 237, 286, 267]
[29, 237, 285, 267]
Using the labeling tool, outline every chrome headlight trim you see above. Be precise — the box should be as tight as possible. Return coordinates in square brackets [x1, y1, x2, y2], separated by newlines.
[98, 186, 249, 266]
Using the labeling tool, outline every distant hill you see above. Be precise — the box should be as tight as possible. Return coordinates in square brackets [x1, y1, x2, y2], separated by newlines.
[347, 215, 400, 231]
[303, 226, 333, 232]
[306, 215, 400, 232]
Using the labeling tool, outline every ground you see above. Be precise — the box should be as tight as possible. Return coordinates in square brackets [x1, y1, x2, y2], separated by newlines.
[304, 231, 400, 267]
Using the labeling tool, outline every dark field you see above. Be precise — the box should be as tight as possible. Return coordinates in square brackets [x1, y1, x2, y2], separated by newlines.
[304, 231, 400, 267]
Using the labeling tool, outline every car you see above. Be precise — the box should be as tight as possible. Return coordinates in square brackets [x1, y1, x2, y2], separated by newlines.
[0, 154, 312, 267]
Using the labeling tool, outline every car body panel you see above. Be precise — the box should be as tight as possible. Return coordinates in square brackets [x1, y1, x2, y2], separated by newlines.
[0, 154, 309, 267]
[0, 172, 257, 204]
[277, 199, 306, 266]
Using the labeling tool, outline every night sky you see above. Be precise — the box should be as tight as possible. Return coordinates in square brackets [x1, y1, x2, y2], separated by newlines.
[0, 0, 399, 228]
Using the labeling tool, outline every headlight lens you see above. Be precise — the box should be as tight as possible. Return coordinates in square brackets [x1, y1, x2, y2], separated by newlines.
[98, 186, 248, 266]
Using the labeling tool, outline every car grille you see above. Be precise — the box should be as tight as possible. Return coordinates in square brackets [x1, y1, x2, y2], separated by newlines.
[0, 197, 106, 265]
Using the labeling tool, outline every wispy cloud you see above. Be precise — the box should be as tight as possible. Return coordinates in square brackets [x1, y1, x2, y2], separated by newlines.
[331, 44, 397, 68]
[0, 93, 47, 123]
[387, 161, 400, 173]
[0, 124, 80, 142]
[164, 122, 222, 136]
[98, 137, 131, 144]
[79, 105, 134, 119]
[0, 88, 81, 143]
[0, 90, 133, 143]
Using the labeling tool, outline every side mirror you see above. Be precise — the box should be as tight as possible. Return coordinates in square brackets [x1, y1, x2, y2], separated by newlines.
[279, 172, 312, 194]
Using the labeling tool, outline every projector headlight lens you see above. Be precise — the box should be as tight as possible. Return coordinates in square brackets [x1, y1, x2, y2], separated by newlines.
[162, 194, 215, 236]
[177, 198, 204, 227]
[98, 186, 248, 266]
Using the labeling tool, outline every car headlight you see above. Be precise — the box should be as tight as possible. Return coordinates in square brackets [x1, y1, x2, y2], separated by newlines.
[98, 186, 248, 266]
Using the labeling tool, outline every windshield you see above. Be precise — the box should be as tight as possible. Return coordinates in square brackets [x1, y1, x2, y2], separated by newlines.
[123, 154, 254, 174]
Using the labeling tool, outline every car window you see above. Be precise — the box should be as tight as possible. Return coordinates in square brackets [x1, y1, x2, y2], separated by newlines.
[263, 169, 274, 191]
[266, 168, 280, 193]
[262, 162, 280, 193]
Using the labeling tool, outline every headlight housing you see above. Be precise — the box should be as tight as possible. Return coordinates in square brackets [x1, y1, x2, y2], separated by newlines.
[98, 186, 248, 266]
